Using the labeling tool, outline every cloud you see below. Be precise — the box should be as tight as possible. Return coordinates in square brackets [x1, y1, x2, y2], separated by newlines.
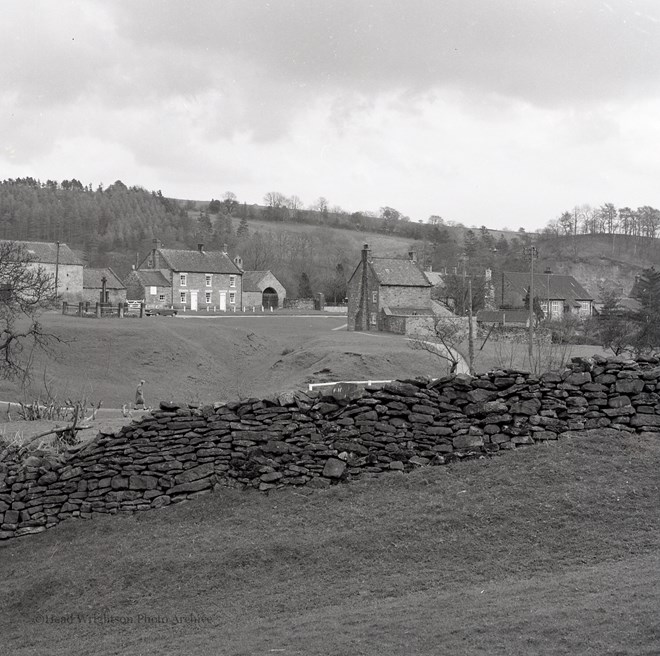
[3, 0, 660, 230]
[107, 0, 660, 105]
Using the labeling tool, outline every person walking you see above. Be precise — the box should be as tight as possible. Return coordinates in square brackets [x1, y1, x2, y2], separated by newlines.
[135, 380, 146, 409]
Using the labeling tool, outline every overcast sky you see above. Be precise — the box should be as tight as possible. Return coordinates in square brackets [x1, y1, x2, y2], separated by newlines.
[3, 1, 660, 231]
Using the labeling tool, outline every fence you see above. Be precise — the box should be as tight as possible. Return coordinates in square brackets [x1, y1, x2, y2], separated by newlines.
[62, 301, 145, 319]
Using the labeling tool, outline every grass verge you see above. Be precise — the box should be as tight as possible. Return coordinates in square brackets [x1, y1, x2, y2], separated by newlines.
[1, 430, 659, 655]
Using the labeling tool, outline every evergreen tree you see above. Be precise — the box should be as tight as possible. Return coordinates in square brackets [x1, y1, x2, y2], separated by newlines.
[631, 267, 660, 352]
[298, 272, 313, 298]
[237, 216, 249, 240]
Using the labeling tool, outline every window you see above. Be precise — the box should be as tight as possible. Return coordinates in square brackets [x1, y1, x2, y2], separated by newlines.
[149, 286, 157, 295]
[180, 273, 187, 287]
[370, 312, 377, 325]
[205, 291, 211, 304]
[229, 275, 236, 288]
[205, 274, 212, 287]
[551, 300, 562, 317]
[159, 294, 165, 302]
[180, 291, 186, 304]
[372, 291, 377, 303]
[229, 291, 236, 304]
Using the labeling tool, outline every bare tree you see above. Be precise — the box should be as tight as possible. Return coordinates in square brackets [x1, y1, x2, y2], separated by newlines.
[408, 318, 470, 374]
[0, 241, 57, 381]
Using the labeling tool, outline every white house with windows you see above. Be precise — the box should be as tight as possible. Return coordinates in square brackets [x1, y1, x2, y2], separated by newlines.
[134, 240, 242, 310]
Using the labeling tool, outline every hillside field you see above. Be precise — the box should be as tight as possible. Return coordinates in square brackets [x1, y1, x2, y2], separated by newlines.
[1, 429, 658, 655]
[0, 311, 447, 409]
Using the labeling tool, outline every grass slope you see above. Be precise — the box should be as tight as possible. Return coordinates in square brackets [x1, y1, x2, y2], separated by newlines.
[0, 313, 444, 408]
[2, 431, 659, 655]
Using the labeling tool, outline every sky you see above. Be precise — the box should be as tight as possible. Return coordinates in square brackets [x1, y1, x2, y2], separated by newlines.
[2, 0, 660, 231]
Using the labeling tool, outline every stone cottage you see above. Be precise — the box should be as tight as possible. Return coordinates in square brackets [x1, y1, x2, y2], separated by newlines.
[2, 239, 84, 301]
[136, 240, 242, 311]
[241, 271, 287, 309]
[82, 268, 126, 304]
[347, 244, 434, 333]
[123, 269, 172, 309]
[497, 271, 594, 319]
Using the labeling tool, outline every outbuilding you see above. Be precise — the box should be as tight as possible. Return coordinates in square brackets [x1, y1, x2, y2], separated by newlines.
[241, 271, 286, 309]
[82, 268, 126, 304]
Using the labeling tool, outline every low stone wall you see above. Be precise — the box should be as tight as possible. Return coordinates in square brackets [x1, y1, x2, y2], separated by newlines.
[2, 354, 660, 540]
[283, 298, 315, 310]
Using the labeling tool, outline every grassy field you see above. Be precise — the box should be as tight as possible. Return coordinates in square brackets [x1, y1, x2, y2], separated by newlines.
[0, 311, 447, 409]
[1, 429, 659, 655]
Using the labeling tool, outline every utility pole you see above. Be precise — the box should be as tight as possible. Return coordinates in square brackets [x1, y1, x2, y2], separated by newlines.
[54, 240, 61, 299]
[525, 246, 538, 367]
[467, 277, 474, 374]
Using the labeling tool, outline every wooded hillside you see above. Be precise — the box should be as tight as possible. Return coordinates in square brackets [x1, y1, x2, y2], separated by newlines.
[2, 177, 660, 302]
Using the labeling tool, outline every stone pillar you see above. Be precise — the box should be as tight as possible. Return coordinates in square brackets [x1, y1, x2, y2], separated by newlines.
[95, 302, 101, 318]
[118, 302, 124, 318]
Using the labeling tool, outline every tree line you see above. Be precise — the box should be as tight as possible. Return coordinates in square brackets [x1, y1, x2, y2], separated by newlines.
[544, 203, 660, 240]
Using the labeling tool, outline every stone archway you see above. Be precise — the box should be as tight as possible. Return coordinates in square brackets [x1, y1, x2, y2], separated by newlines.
[262, 287, 279, 309]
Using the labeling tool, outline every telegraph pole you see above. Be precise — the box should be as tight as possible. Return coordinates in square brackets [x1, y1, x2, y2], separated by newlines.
[525, 246, 538, 367]
[467, 277, 474, 374]
[54, 240, 61, 299]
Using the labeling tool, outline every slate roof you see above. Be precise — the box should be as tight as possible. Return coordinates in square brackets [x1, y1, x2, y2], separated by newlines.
[1, 240, 84, 266]
[242, 271, 270, 292]
[370, 258, 432, 287]
[478, 309, 529, 324]
[423, 271, 444, 286]
[157, 248, 241, 274]
[501, 271, 592, 307]
[83, 268, 126, 290]
[131, 270, 171, 287]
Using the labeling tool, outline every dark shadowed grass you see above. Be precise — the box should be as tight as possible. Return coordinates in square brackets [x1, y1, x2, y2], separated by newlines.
[2, 431, 659, 655]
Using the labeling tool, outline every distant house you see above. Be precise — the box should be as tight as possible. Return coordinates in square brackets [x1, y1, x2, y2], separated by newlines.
[1, 240, 84, 301]
[82, 268, 126, 304]
[496, 271, 594, 319]
[347, 244, 433, 333]
[123, 269, 172, 309]
[477, 309, 529, 328]
[136, 239, 243, 311]
[241, 271, 286, 309]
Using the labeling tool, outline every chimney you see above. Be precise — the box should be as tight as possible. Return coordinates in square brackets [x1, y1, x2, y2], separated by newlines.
[408, 249, 417, 263]
[357, 244, 371, 331]
[151, 238, 161, 268]
[197, 243, 204, 253]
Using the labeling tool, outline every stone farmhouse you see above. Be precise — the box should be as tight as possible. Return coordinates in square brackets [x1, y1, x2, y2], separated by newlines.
[497, 271, 594, 319]
[123, 269, 172, 309]
[135, 239, 242, 311]
[241, 271, 286, 309]
[82, 267, 126, 304]
[2, 239, 84, 301]
[347, 244, 434, 333]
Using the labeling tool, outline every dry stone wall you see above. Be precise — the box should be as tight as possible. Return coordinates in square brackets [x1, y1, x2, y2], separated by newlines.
[2, 355, 660, 541]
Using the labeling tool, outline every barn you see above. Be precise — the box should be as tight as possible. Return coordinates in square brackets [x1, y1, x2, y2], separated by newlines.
[241, 271, 286, 309]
